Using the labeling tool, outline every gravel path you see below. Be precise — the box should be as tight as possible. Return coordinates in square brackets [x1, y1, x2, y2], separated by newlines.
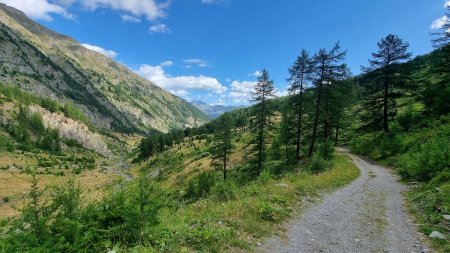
[260, 152, 430, 253]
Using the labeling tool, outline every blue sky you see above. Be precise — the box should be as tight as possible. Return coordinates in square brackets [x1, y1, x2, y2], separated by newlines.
[1, 0, 449, 105]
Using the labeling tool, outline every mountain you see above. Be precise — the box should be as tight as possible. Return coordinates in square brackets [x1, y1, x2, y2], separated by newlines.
[190, 100, 246, 118]
[0, 3, 209, 133]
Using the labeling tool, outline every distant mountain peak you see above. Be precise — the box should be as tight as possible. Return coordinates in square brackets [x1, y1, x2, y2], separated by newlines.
[190, 100, 246, 118]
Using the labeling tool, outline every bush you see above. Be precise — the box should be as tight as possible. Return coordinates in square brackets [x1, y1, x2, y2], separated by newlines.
[197, 172, 215, 197]
[0, 135, 14, 151]
[2, 196, 9, 203]
[317, 140, 335, 160]
[212, 181, 237, 202]
[259, 202, 276, 222]
[185, 172, 216, 199]
[397, 103, 421, 131]
[307, 154, 332, 173]
[349, 133, 378, 156]
[398, 136, 450, 181]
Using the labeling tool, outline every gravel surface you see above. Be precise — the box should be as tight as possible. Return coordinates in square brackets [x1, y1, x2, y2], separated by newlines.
[260, 152, 430, 253]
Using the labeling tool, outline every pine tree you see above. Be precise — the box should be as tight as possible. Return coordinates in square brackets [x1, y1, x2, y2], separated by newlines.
[432, 5, 450, 48]
[361, 34, 411, 133]
[210, 112, 234, 180]
[327, 78, 356, 146]
[250, 69, 276, 175]
[308, 43, 347, 157]
[278, 100, 295, 164]
[288, 49, 312, 161]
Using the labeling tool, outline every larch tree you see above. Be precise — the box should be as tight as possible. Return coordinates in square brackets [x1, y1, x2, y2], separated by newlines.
[362, 34, 411, 133]
[250, 69, 276, 175]
[308, 43, 347, 157]
[288, 49, 312, 161]
[432, 5, 450, 48]
[210, 112, 234, 180]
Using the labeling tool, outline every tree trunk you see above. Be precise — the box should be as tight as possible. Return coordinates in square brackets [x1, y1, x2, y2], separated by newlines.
[334, 125, 339, 147]
[295, 79, 304, 161]
[309, 85, 323, 157]
[324, 82, 330, 140]
[257, 102, 265, 175]
[383, 72, 390, 133]
[223, 149, 227, 180]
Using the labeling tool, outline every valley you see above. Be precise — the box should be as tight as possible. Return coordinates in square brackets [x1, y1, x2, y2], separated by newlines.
[0, 1, 449, 253]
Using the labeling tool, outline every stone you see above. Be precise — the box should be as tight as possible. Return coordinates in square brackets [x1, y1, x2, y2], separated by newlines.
[275, 183, 289, 188]
[442, 214, 450, 220]
[429, 231, 445, 239]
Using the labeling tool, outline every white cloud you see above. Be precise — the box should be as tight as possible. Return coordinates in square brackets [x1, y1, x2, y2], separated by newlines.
[431, 15, 448, 29]
[81, 43, 118, 58]
[228, 80, 256, 104]
[79, 0, 168, 21]
[201, 0, 228, 5]
[182, 58, 208, 68]
[0, 0, 169, 21]
[251, 70, 262, 77]
[121, 14, 140, 22]
[276, 88, 288, 97]
[446, 0, 450, 7]
[160, 60, 173, 67]
[135, 64, 228, 99]
[0, 0, 74, 21]
[149, 23, 171, 33]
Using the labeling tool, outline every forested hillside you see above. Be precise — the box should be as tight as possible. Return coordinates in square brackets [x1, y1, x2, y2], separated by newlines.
[0, 2, 448, 253]
[0, 4, 209, 133]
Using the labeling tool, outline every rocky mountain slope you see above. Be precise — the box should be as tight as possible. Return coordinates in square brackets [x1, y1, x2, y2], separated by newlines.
[0, 3, 209, 134]
[190, 100, 245, 118]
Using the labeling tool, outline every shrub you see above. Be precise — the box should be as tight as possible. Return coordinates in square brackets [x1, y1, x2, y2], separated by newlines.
[397, 103, 421, 131]
[258, 169, 272, 182]
[2, 196, 9, 203]
[317, 140, 335, 160]
[307, 154, 332, 173]
[185, 172, 216, 199]
[349, 133, 377, 156]
[0, 135, 14, 151]
[259, 202, 276, 222]
[185, 179, 196, 199]
[398, 136, 450, 181]
[212, 181, 237, 202]
[197, 172, 215, 197]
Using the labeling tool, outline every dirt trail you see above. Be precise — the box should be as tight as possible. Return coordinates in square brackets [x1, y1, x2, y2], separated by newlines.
[260, 152, 430, 253]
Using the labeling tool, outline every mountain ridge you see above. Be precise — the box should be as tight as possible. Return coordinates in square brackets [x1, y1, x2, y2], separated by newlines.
[190, 100, 245, 118]
[0, 3, 209, 133]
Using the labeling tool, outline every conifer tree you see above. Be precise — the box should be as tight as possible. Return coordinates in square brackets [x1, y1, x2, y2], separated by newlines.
[432, 5, 450, 48]
[250, 69, 276, 175]
[278, 100, 295, 164]
[288, 49, 312, 161]
[210, 112, 234, 180]
[361, 34, 411, 133]
[308, 43, 347, 157]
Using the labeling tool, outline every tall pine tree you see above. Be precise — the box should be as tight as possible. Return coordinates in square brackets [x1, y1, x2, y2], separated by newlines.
[210, 112, 234, 180]
[361, 34, 411, 133]
[308, 43, 347, 157]
[288, 49, 312, 161]
[250, 69, 276, 175]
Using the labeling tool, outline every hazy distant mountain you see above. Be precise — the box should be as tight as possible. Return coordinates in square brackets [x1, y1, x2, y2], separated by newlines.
[191, 100, 246, 118]
[0, 3, 209, 133]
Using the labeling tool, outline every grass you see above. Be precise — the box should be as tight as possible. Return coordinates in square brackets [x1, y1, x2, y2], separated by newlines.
[0, 150, 119, 217]
[147, 152, 360, 252]
[406, 182, 450, 253]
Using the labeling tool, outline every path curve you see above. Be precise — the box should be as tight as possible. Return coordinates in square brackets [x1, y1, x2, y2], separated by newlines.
[260, 152, 430, 253]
